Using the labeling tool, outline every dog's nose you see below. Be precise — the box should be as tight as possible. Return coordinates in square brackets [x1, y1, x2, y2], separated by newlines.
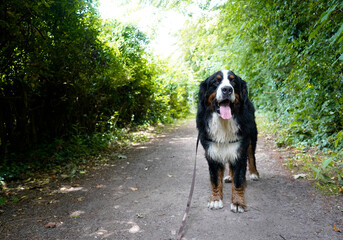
[221, 86, 233, 95]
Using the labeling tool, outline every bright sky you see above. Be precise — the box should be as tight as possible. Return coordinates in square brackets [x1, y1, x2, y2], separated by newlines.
[97, 0, 187, 58]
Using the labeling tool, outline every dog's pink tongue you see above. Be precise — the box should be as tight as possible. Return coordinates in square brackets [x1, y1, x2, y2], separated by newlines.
[220, 105, 232, 119]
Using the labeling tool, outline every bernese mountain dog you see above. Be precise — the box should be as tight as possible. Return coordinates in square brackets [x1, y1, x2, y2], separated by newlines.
[196, 70, 259, 213]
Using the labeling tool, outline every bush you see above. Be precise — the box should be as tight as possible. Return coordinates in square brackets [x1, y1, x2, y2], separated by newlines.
[0, 0, 194, 180]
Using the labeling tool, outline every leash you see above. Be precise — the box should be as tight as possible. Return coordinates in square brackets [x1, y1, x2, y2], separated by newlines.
[176, 133, 200, 240]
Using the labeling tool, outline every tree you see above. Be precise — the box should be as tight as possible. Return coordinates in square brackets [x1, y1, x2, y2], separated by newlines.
[178, 0, 343, 149]
[0, 0, 193, 180]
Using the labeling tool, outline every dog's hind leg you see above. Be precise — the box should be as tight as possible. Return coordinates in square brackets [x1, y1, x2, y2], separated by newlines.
[224, 163, 232, 183]
[207, 159, 224, 209]
[248, 140, 259, 181]
[225, 140, 258, 183]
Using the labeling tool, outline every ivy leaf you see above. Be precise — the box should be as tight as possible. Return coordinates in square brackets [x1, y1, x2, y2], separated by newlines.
[330, 24, 343, 45]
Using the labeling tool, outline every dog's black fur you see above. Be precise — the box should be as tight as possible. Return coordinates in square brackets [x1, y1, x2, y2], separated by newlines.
[196, 70, 259, 212]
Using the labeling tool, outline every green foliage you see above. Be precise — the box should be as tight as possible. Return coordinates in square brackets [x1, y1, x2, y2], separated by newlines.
[0, 0, 193, 180]
[1, 0, 106, 152]
[178, 0, 343, 147]
[287, 149, 343, 194]
[0, 197, 7, 206]
[257, 111, 342, 194]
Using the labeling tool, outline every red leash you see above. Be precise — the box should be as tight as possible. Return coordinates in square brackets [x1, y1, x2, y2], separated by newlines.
[176, 134, 199, 240]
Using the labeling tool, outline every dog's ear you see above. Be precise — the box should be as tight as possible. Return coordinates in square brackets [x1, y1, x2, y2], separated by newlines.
[198, 78, 208, 107]
[239, 78, 248, 104]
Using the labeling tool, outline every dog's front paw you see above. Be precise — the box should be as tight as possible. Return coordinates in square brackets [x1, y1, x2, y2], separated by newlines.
[208, 200, 223, 209]
[230, 203, 245, 213]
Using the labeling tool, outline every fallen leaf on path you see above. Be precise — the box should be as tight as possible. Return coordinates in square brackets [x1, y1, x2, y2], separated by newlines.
[333, 224, 340, 232]
[45, 222, 56, 228]
[59, 186, 84, 193]
[293, 174, 307, 179]
[70, 210, 85, 218]
[130, 187, 138, 191]
[128, 224, 140, 234]
[117, 155, 127, 159]
[168, 174, 174, 178]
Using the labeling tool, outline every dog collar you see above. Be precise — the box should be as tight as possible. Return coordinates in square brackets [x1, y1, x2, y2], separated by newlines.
[211, 139, 241, 144]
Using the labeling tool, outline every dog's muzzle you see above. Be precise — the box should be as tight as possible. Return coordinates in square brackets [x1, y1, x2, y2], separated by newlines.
[215, 86, 235, 120]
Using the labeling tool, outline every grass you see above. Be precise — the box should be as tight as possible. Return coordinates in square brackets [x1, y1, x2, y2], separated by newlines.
[255, 110, 279, 137]
[256, 111, 343, 195]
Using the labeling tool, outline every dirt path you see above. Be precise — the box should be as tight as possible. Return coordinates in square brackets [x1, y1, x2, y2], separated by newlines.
[0, 120, 342, 240]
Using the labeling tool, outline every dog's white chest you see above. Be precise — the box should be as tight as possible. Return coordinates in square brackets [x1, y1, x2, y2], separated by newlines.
[207, 113, 240, 164]
[208, 113, 240, 143]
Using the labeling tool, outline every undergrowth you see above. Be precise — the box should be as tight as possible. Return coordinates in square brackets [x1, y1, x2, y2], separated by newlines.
[0, 121, 171, 183]
[256, 111, 343, 195]
[0, 115, 195, 206]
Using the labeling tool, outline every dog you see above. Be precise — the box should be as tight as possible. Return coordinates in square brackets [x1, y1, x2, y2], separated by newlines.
[196, 70, 259, 213]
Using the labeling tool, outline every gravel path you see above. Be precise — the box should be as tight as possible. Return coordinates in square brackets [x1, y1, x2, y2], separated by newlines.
[0, 120, 342, 240]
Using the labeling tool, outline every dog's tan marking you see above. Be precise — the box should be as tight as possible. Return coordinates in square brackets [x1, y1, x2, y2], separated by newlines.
[231, 185, 246, 210]
[208, 92, 216, 105]
[229, 166, 247, 211]
[229, 74, 235, 79]
[231, 93, 240, 112]
[234, 93, 239, 101]
[210, 167, 224, 201]
[216, 74, 222, 79]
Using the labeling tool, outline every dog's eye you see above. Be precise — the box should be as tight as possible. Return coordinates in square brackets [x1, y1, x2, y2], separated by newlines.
[231, 81, 236, 86]
[214, 75, 221, 85]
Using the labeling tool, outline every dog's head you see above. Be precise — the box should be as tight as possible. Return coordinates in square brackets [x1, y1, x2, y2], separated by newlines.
[199, 70, 248, 119]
